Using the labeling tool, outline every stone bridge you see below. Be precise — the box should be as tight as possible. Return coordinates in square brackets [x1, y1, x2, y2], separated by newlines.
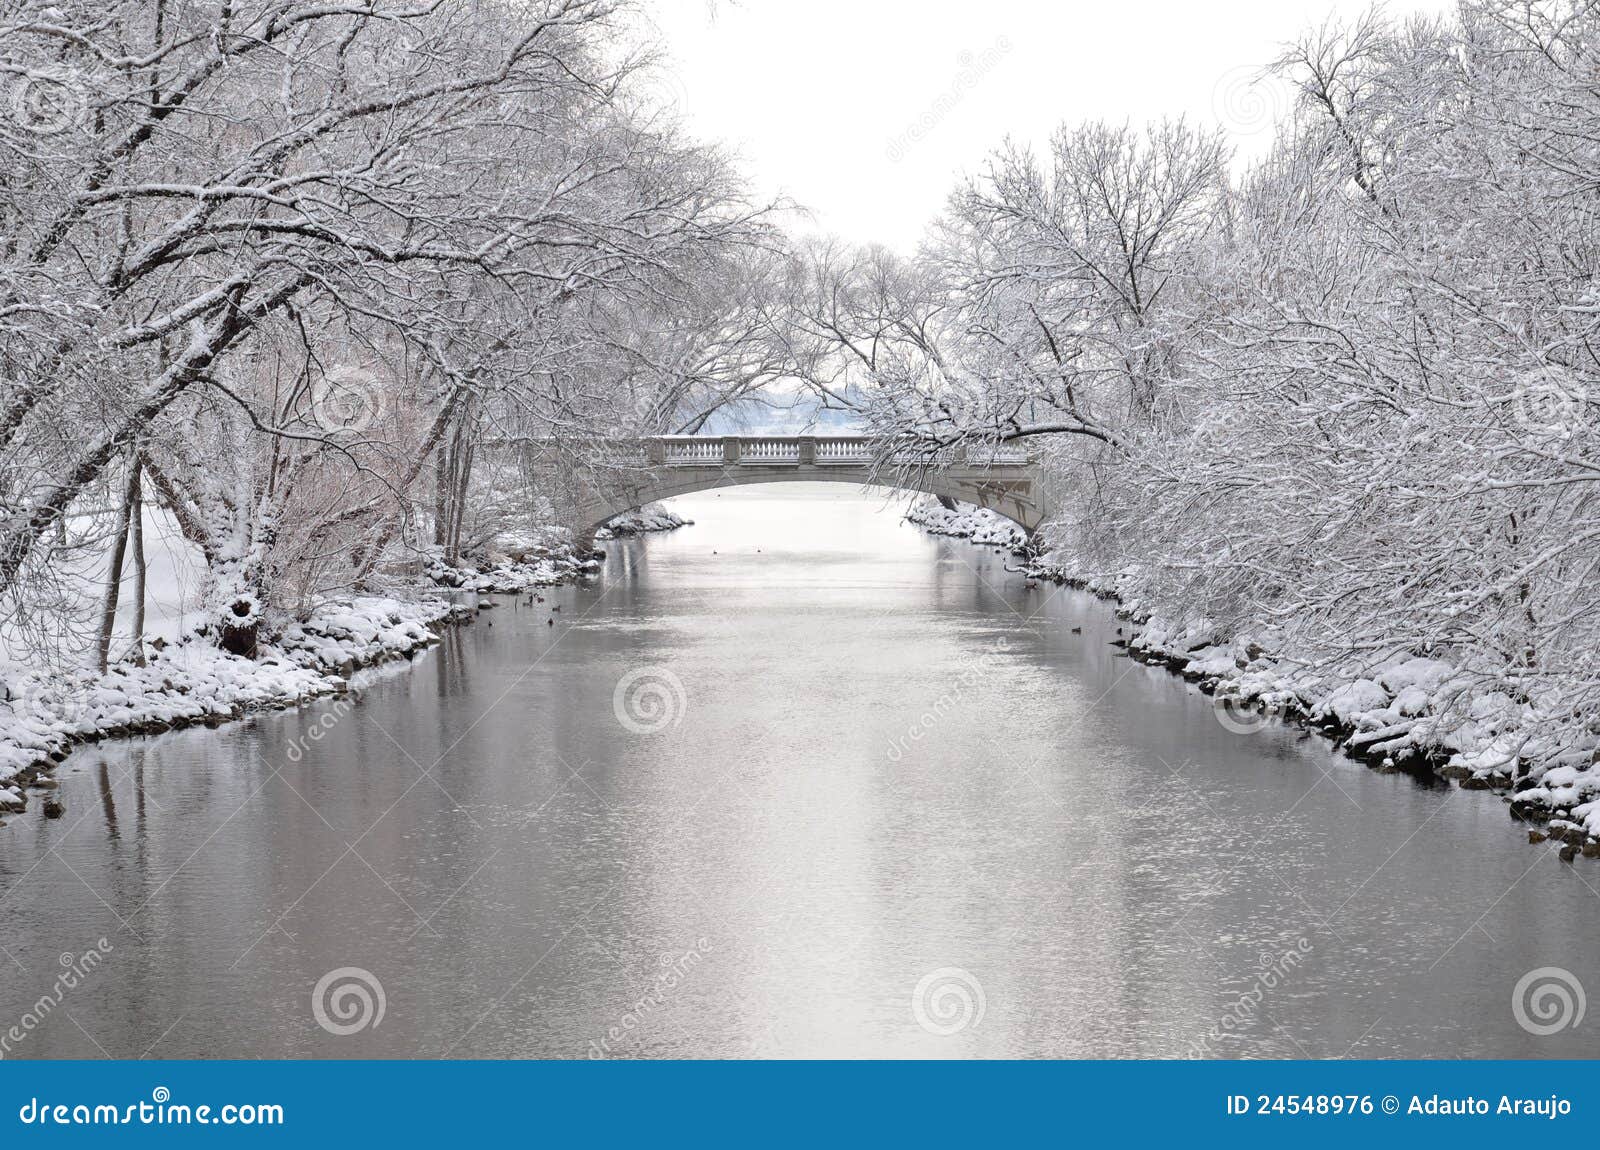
[550, 435, 1046, 541]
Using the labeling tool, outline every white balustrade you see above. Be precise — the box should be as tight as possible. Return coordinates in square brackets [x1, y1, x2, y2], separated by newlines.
[648, 437, 1025, 469]
[814, 438, 872, 463]
[664, 439, 724, 466]
[741, 439, 801, 464]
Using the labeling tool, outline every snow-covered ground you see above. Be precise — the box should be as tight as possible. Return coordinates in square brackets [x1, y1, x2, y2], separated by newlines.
[0, 596, 471, 816]
[0, 503, 690, 820]
[906, 498, 1599, 856]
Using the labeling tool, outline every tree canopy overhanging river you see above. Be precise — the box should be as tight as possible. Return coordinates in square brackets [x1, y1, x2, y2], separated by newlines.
[1, 484, 1595, 1058]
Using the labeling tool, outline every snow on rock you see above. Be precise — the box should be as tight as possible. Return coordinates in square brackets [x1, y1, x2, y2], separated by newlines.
[1377, 658, 1455, 695]
[903, 496, 1027, 548]
[1316, 679, 1393, 726]
[1392, 685, 1431, 718]
[596, 504, 692, 539]
[426, 548, 587, 594]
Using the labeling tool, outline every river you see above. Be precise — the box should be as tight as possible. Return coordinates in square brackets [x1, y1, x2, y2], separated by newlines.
[1, 483, 1595, 1058]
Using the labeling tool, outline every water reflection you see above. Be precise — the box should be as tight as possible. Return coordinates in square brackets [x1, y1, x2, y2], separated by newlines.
[0, 484, 1595, 1059]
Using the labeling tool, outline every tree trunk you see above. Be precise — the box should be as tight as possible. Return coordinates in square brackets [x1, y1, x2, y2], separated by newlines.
[128, 457, 147, 666]
[94, 459, 139, 674]
[449, 438, 475, 564]
[434, 444, 450, 548]
[217, 596, 260, 658]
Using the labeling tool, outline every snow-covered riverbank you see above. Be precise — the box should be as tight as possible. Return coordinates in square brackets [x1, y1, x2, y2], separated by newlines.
[905, 496, 1600, 858]
[0, 596, 472, 817]
[1110, 610, 1600, 859]
[0, 505, 692, 822]
[1093, 590, 1597, 857]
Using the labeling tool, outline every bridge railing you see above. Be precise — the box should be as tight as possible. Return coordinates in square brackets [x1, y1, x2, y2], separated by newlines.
[491, 435, 1033, 468]
[661, 439, 724, 466]
[644, 436, 1031, 468]
[815, 439, 872, 463]
[740, 438, 803, 464]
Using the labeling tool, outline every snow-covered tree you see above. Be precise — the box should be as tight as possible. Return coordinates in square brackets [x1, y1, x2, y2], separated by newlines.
[797, 0, 1600, 775]
[0, 0, 779, 659]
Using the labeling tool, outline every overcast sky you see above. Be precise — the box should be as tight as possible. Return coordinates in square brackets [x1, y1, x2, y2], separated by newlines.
[647, 0, 1452, 251]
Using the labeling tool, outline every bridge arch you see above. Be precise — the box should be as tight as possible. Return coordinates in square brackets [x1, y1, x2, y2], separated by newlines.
[572, 436, 1046, 545]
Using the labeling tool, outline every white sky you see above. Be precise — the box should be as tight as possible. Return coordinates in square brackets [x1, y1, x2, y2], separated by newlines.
[646, 0, 1452, 251]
